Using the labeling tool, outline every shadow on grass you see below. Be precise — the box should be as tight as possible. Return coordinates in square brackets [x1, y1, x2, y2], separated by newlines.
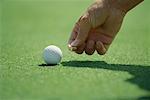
[38, 64, 57, 67]
[61, 61, 150, 99]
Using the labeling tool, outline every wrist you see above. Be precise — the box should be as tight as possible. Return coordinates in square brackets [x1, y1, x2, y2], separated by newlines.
[109, 0, 144, 14]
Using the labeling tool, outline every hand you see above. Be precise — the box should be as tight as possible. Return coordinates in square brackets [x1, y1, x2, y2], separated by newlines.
[68, 0, 126, 55]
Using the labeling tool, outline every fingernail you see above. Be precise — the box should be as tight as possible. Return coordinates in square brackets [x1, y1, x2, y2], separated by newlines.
[96, 41, 107, 54]
[68, 44, 77, 51]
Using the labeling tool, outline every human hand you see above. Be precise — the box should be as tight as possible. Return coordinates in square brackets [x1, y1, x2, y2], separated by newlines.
[68, 0, 143, 55]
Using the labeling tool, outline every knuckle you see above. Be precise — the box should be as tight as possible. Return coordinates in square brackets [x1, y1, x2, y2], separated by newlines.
[79, 15, 90, 24]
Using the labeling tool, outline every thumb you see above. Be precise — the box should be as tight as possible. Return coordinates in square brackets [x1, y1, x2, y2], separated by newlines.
[70, 14, 91, 48]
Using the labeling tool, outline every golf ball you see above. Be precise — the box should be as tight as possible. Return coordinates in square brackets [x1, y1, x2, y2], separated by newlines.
[43, 45, 62, 65]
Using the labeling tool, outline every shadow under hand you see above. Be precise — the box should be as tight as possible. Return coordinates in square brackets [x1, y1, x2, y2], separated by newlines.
[61, 61, 150, 99]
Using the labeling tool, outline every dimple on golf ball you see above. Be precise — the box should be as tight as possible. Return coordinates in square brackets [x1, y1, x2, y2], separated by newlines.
[43, 45, 62, 65]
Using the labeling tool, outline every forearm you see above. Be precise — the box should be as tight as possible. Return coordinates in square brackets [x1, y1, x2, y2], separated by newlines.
[110, 0, 144, 13]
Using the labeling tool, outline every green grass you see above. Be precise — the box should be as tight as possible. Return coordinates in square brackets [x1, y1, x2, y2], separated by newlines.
[1, 0, 150, 100]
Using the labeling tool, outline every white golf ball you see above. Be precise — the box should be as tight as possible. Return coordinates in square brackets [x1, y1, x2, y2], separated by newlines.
[43, 45, 62, 65]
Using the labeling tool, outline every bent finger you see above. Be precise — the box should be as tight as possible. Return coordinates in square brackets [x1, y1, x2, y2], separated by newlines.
[68, 23, 79, 45]
[85, 40, 95, 55]
[96, 41, 106, 55]
[75, 42, 86, 54]
[70, 14, 91, 48]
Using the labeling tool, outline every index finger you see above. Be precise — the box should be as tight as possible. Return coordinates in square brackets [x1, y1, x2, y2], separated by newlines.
[68, 22, 79, 45]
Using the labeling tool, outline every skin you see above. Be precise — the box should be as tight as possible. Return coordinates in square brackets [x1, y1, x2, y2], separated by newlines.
[68, 0, 144, 55]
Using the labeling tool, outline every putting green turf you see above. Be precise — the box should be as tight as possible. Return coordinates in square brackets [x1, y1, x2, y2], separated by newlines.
[1, 0, 150, 100]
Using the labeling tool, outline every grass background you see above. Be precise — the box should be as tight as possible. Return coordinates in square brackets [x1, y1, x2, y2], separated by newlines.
[1, 0, 150, 100]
